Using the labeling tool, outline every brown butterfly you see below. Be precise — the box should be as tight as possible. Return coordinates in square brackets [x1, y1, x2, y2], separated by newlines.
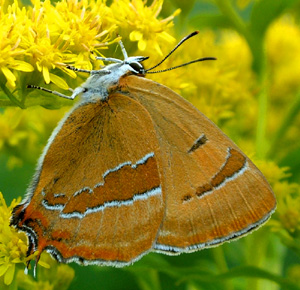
[10, 31, 276, 273]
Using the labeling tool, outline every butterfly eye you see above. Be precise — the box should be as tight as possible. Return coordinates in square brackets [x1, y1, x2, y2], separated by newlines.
[129, 62, 144, 74]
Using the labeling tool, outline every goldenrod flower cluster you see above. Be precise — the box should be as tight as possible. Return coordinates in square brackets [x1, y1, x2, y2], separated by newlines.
[0, 0, 178, 91]
[0, 193, 34, 286]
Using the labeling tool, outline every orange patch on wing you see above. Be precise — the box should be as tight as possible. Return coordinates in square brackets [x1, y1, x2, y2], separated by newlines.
[59, 155, 160, 215]
[196, 148, 246, 197]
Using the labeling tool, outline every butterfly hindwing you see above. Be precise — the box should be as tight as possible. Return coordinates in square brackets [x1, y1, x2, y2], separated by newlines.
[118, 75, 276, 254]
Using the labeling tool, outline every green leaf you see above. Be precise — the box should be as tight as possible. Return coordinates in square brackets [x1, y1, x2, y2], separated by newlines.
[279, 147, 300, 183]
[129, 253, 171, 270]
[0, 73, 24, 108]
[268, 91, 300, 159]
[130, 269, 161, 290]
[220, 266, 300, 290]
[178, 266, 300, 290]
[169, 0, 196, 16]
[249, 0, 298, 37]
[190, 14, 233, 29]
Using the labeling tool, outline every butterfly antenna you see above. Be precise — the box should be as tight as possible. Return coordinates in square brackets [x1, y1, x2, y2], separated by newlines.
[145, 31, 216, 74]
[146, 31, 199, 72]
[146, 57, 216, 74]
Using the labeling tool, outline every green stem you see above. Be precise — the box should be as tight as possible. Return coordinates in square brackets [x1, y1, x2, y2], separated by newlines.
[214, 0, 265, 74]
[267, 90, 300, 159]
[212, 246, 233, 290]
[212, 246, 229, 273]
[134, 269, 161, 290]
[0, 82, 24, 108]
[214, 0, 248, 36]
[0, 99, 19, 107]
[0, 95, 72, 108]
[245, 231, 267, 290]
[214, 0, 268, 158]
[256, 80, 268, 158]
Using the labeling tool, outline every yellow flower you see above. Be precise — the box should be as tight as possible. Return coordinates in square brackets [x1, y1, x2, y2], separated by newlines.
[278, 194, 300, 234]
[255, 160, 291, 188]
[0, 0, 34, 88]
[0, 0, 178, 108]
[17, 253, 75, 290]
[265, 15, 300, 155]
[0, 107, 68, 168]
[0, 0, 120, 94]
[258, 160, 300, 240]
[111, 0, 180, 55]
[266, 15, 300, 99]
[53, 0, 117, 54]
[0, 192, 74, 287]
[0, 192, 34, 285]
[25, 0, 119, 87]
[272, 181, 300, 235]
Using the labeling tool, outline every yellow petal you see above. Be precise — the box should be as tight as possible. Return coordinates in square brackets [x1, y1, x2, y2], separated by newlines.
[158, 31, 176, 43]
[38, 260, 50, 269]
[0, 263, 9, 276]
[153, 42, 163, 56]
[4, 264, 15, 285]
[130, 30, 143, 41]
[42, 66, 50, 84]
[138, 38, 147, 51]
[49, 73, 69, 90]
[1, 67, 16, 84]
[36, 62, 42, 72]
[12, 60, 34, 72]
[173, 8, 181, 17]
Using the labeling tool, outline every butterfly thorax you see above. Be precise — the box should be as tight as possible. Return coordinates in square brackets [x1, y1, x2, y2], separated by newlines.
[71, 56, 148, 102]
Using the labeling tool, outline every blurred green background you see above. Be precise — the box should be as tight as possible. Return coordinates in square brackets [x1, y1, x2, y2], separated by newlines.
[1, 0, 300, 289]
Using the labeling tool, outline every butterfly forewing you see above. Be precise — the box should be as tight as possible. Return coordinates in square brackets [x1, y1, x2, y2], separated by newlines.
[118, 75, 276, 254]
[12, 93, 164, 265]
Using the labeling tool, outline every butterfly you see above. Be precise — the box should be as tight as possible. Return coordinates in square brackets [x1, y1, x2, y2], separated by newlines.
[10, 31, 276, 273]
